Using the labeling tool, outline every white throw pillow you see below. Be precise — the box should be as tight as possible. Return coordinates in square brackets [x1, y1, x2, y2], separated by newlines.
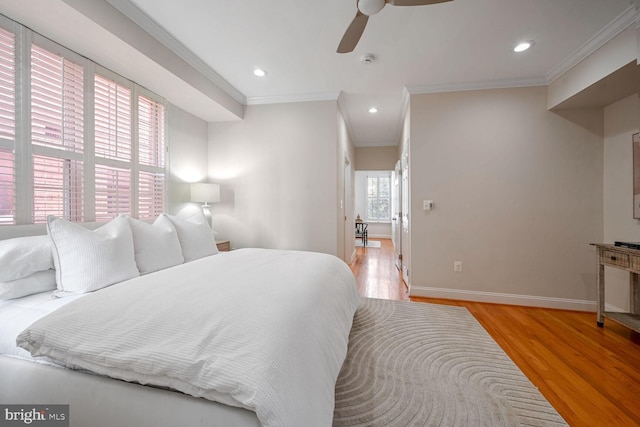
[0, 235, 54, 282]
[127, 214, 184, 274]
[167, 209, 218, 262]
[0, 270, 56, 300]
[47, 216, 140, 297]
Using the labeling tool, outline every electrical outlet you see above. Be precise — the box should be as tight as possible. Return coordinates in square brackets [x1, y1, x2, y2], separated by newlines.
[453, 261, 462, 272]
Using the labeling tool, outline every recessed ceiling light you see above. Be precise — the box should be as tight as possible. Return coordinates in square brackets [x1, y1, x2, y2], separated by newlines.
[513, 41, 534, 53]
[253, 68, 267, 77]
[368, 107, 378, 113]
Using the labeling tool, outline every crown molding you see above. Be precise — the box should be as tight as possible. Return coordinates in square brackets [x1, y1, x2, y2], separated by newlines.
[546, 5, 638, 83]
[406, 77, 547, 95]
[246, 91, 340, 106]
[105, 0, 246, 105]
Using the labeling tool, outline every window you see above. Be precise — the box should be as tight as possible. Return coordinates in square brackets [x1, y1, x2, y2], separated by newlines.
[0, 17, 167, 226]
[31, 43, 84, 222]
[367, 173, 391, 221]
[0, 25, 15, 225]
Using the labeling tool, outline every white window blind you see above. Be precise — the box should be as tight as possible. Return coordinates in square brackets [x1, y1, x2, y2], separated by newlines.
[94, 74, 132, 221]
[31, 44, 84, 153]
[0, 17, 168, 226]
[0, 26, 15, 142]
[95, 164, 130, 222]
[138, 94, 165, 219]
[31, 42, 84, 223]
[0, 149, 14, 225]
[32, 155, 83, 223]
[94, 75, 131, 161]
[0, 26, 15, 225]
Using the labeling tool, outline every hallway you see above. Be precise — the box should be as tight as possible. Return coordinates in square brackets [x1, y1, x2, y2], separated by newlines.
[349, 238, 408, 301]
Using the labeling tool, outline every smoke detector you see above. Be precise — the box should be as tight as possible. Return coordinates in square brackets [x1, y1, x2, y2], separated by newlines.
[360, 54, 375, 64]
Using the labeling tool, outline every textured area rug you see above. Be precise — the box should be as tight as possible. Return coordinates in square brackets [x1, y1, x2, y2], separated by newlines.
[333, 298, 567, 426]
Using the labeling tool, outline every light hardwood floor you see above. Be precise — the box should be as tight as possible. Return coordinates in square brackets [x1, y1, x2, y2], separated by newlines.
[350, 238, 640, 427]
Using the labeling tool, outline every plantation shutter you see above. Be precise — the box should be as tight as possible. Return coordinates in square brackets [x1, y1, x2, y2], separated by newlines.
[94, 74, 132, 221]
[137, 94, 165, 219]
[31, 43, 84, 223]
[0, 26, 15, 224]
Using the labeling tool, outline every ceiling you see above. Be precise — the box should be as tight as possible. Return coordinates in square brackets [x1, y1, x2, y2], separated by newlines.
[4, 0, 636, 146]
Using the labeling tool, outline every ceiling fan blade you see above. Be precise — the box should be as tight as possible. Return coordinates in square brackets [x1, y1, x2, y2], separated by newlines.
[337, 11, 369, 53]
[387, 0, 452, 6]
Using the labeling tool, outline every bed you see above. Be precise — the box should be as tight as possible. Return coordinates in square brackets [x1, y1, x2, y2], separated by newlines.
[0, 213, 361, 427]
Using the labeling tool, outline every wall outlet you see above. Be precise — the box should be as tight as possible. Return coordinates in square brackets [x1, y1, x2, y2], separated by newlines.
[453, 261, 462, 272]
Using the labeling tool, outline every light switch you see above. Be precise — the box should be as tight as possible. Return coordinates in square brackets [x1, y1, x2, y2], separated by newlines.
[423, 200, 433, 211]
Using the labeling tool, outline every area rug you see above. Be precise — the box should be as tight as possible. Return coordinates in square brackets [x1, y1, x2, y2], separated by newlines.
[333, 298, 567, 426]
[355, 240, 381, 248]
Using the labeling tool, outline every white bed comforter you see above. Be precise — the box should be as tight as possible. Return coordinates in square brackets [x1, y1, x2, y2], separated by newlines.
[17, 248, 362, 427]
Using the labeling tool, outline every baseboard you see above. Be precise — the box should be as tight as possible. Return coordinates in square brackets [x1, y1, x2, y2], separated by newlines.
[368, 234, 391, 239]
[605, 303, 625, 313]
[349, 249, 356, 265]
[410, 285, 597, 312]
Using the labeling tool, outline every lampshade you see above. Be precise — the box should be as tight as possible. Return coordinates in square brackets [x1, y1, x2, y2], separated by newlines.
[190, 183, 220, 204]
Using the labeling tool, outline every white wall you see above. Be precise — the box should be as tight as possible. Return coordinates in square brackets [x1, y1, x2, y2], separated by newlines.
[408, 86, 604, 309]
[208, 101, 339, 255]
[338, 106, 356, 263]
[603, 94, 640, 311]
[167, 104, 210, 215]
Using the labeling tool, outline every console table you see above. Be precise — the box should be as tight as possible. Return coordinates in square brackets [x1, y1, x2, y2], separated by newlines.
[591, 243, 640, 332]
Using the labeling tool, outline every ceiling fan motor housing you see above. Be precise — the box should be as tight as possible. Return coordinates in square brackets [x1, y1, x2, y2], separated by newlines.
[358, 0, 386, 16]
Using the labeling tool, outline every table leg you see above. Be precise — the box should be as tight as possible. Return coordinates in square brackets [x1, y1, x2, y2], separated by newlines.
[631, 272, 639, 315]
[597, 261, 605, 327]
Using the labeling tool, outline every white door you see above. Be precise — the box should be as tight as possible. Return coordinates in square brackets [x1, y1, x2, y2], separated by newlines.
[392, 161, 402, 270]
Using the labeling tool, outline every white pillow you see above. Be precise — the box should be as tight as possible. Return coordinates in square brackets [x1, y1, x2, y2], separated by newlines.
[0, 235, 54, 282]
[0, 270, 56, 300]
[167, 210, 218, 262]
[47, 216, 140, 297]
[127, 214, 184, 275]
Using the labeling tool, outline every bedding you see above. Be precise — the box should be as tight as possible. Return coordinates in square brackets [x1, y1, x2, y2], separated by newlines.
[47, 215, 140, 297]
[126, 214, 184, 274]
[166, 209, 218, 261]
[0, 290, 84, 360]
[17, 248, 361, 427]
[0, 235, 53, 282]
[0, 270, 56, 300]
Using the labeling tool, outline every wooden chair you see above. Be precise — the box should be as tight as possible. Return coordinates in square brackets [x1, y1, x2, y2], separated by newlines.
[355, 222, 368, 247]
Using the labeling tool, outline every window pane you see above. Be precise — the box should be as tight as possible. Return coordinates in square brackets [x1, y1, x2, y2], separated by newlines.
[95, 165, 131, 222]
[31, 44, 83, 152]
[379, 177, 390, 197]
[0, 27, 15, 142]
[138, 95, 165, 168]
[94, 75, 131, 161]
[378, 197, 390, 220]
[138, 171, 164, 220]
[0, 148, 14, 224]
[367, 198, 379, 220]
[367, 177, 377, 197]
[33, 155, 83, 223]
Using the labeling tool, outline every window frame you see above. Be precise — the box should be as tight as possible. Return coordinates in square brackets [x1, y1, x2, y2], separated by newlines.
[0, 17, 168, 226]
[362, 170, 392, 224]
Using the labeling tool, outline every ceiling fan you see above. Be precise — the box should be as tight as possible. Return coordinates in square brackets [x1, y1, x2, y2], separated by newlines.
[337, 0, 453, 53]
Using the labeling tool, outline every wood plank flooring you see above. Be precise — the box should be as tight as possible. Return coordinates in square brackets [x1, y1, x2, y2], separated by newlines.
[349, 239, 640, 427]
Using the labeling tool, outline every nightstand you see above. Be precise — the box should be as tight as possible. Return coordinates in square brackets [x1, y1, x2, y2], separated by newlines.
[216, 240, 230, 252]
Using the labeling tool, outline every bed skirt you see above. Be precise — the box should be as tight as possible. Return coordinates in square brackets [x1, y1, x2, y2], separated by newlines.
[0, 355, 260, 427]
